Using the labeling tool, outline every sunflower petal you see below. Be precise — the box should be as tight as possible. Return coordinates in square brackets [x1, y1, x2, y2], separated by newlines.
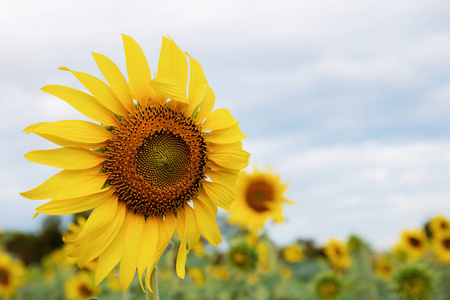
[196, 82, 215, 122]
[25, 147, 104, 170]
[157, 36, 188, 91]
[24, 120, 113, 145]
[202, 181, 234, 210]
[41, 85, 120, 127]
[185, 205, 201, 249]
[186, 53, 205, 117]
[202, 109, 238, 131]
[122, 34, 151, 107]
[119, 214, 144, 292]
[20, 166, 103, 200]
[208, 149, 250, 170]
[35, 187, 113, 215]
[205, 124, 246, 144]
[149, 78, 188, 104]
[196, 189, 218, 216]
[206, 165, 239, 190]
[194, 200, 221, 246]
[137, 217, 159, 290]
[176, 237, 188, 280]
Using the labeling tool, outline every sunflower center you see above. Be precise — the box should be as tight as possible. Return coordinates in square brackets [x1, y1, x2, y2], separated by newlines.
[78, 284, 93, 297]
[246, 180, 274, 212]
[104, 104, 207, 217]
[442, 238, 450, 250]
[319, 281, 338, 298]
[408, 237, 421, 248]
[0, 267, 9, 285]
[440, 221, 448, 230]
[404, 277, 425, 295]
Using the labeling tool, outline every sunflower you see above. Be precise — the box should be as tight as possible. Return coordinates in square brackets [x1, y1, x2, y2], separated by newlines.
[65, 271, 100, 300]
[400, 229, 428, 262]
[393, 264, 434, 300]
[431, 231, 450, 263]
[21, 35, 249, 292]
[0, 252, 26, 299]
[324, 238, 351, 270]
[374, 256, 394, 280]
[228, 243, 258, 273]
[228, 166, 292, 234]
[428, 214, 450, 237]
[282, 244, 303, 263]
[187, 268, 205, 286]
[314, 272, 342, 300]
[207, 265, 231, 281]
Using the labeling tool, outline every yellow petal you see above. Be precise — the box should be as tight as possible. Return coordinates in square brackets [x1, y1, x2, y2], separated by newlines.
[25, 147, 104, 170]
[59, 67, 128, 117]
[185, 54, 205, 117]
[24, 120, 113, 145]
[119, 214, 144, 292]
[35, 187, 113, 215]
[78, 203, 125, 267]
[194, 200, 221, 246]
[206, 165, 239, 190]
[20, 166, 103, 200]
[149, 78, 188, 104]
[41, 85, 120, 127]
[196, 82, 215, 122]
[205, 124, 246, 144]
[176, 207, 186, 240]
[157, 37, 188, 92]
[202, 181, 234, 210]
[73, 198, 119, 244]
[176, 238, 188, 280]
[92, 53, 135, 114]
[202, 109, 239, 131]
[145, 239, 172, 292]
[196, 189, 218, 216]
[185, 205, 201, 249]
[137, 217, 159, 290]
[95, 205, 127, 286]
[122, 34, 151, 107]
[208, 149, 250, 170]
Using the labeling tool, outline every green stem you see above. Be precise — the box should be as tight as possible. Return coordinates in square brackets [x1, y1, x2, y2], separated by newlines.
[146, 266, 159, 300]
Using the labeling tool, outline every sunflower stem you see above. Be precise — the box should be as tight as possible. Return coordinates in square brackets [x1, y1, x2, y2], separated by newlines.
[146, 266, 159, 300]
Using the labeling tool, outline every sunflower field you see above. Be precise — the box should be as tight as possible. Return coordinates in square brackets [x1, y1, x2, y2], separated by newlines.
[1, 213, 450, 300]
[6, 34, 450, 300]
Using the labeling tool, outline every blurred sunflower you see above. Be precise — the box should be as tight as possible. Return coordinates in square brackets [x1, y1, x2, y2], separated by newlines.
[400, 229, 428, 262]
[374, 256, 394, 280]
[187, 268, 205, 286]
[21, 35, 249, 291]
[393, 264, 434, 300]
[228, 166, 292, 234]
[65, 271, 100, 300]
[0, 252, 26, 299]
[314, 272, 342, 300]
[208, 265, 231, 281]
[431, 231, 450, 263]
[324, 238, 351, 270]
[282, 244, 303, 263]
[228, 243, 258, 273]
[429, 214, 450, 237]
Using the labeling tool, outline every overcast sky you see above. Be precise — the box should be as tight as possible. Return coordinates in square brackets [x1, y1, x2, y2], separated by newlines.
[2, 0, 450, 250]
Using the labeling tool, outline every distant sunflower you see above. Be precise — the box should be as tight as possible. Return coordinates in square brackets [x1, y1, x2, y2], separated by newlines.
[208, 265, 231, 281]
[0, 252, 25, 299]
[282, 244, 303, 263]
[65, 271, 100, 300]
[314, 272, 342, 300]
[374, 256, 394, 280]
[228, 243, 258, 273]
[400, 229, 428, 262]
[21, 35, 249, 292]
[228, 166, 292, 233]
[393, 264, 434, 300]
[429, 214, 450, 237]
[324, 238, 351, 270]
[187, 268, 205, 286]
[431, 231, 450, 263]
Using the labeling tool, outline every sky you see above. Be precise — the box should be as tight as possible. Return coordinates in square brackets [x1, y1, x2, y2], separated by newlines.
[1, 0, 450, 250]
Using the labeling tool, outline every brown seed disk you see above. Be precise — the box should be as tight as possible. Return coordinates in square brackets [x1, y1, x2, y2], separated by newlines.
[103, 104, 207, 217]
[245, 180, 274, 212]
[0, 267, 9, 285]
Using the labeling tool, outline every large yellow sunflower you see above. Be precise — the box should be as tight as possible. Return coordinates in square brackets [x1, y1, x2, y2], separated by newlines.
[399, 229, 428, 262]
[429, 214, 450, 237]
[324, 238, 351, 270]
[227, 166, 292, 233]
[21, 35, 249, 292]
[0, 252, 26, 299]
[65, 271, 100, 300]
